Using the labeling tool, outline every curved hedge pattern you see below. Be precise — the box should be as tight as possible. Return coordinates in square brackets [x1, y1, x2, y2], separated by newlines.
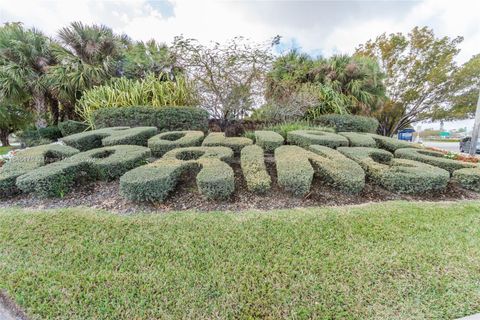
[369, 134, 422, 152]
[240, 145, 271, 193]
[452, 167, 480, 192]
[202, 132, 253, 154]
[338, 132, 377, 147]
[316, 114, 379, 133]
[395, 148, 476, 174]
[287, 130, 349, 149]
[148, 131, 205, 157]
[254, 130, 284, 153]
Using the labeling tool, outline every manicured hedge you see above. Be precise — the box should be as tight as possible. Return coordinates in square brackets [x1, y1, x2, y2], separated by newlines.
[275, 145, 365, 196]
[58, 120, 89, 136]
[93, 106, 209, 132]
[338, 132, 377, 147]
[254, 130, 284, 153]
[16, 145, 151, 198]
[316, 114, 379, 133]
[240, 145, 271, 193]
[0, 144, 79, 196]
[148, 131, 205, 157]
[395, 148, 476, 174]
[370, 134, 422, 152]
[338, 147, 449, 194]
[287, 130, 348, 149]
[452, 168, 480, 192]
[61, 126, 157, 151]
[120, 146, 234, 202]
[202, 132, 253, 154]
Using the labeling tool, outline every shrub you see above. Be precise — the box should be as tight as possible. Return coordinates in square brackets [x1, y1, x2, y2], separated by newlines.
[338, 147, 449, 193]
[369, 134, 422, 152]
[315, 114, 379, 133]
[120, 146, 234, 202]
[38, 126, 63, 140]
[58, 120, 89, 136]
[16, 145, 151, 198]
[263, 121, 334, 139]
[92, 106, 209, 132]
[338, 132, 376, 147]
[0, 144, 79, 196]
[16, 126, 62, 147]
[148, 131, 205, 157]
[240, 145, 271, 193]
[254, 130, 284, 153]
[275, 145, 365, 196]
[287, 130, 348, 149]
[61, 127, 157, 151]
[395, 148, 476, 174]
[452, 168, 480, 192]
[202, 132, 253, 154]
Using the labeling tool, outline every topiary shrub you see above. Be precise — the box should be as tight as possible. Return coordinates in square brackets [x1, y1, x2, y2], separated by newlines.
[120, 146, 235, 202]
[369, 134, 422, 152]
[275, 145, 365, 196]
[61, 126, 157, 151]
[202, 132, 253, 154]
[338, 147, 449, 194]
[316, 114, 379, 133]
[148, 131, 205, 157]
[16, 145, 151, 198]
[0, 144, 79, 196]
[58, 120, 89, 136]
[452, 167, 480, 192]
[240, 145, 271, 193]
[338, 132, 376, 147]
[287, 130, 348, 149]
[395, 148, 476, 174]
[254, 130, 284, 153]
[92, 106, 209, 132]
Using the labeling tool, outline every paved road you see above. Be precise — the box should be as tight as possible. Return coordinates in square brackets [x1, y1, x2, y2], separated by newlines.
[422, 141, 462, 153]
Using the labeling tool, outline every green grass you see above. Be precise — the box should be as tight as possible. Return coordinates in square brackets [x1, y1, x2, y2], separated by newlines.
[1, 201, 480, 319]
[0, 146, 13, 155]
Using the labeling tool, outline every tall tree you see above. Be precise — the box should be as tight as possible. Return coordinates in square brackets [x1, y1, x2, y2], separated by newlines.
[356, 26, 463, 136]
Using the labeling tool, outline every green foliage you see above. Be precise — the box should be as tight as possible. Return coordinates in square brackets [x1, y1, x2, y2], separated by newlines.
[61, 126, 157, 151]
[0, 143, 79, 196]
[148, 131, 204, 157]
[287, 130, 348, 148]
[58, 120, 88, 136]
[0, 103, 32, 146]
[262, 121, 334, 139]
[76, 74, 198, 127]
[275, 145, 313, 196]
[240, 145, 271, 193]
[16, 145, 150, 197]
[120, 146, 234, 202]
[370, 134, 423, 152]
[202, 132, 253, 154]
[316, 114, 379, 133]
[452, 168, 480, 192]
[254, 130, 284, 153]
[338, 147, 450, 193]
[338, 132, 377, 147]
[395, 148, 476, 174]
[92, 106, 209, 132]
[16, 126, 63, 147]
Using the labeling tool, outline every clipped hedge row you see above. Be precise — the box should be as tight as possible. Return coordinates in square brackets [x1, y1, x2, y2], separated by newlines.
[338, 147, 450, 194]
[287, 130, 348, 149]
[240, 145, 271, 193]
[453, 168, 480, 192]
[254, 130, 284, 153]
[61, 126, 157, 151]
[16, 145, 151, 198]
[120, 146, 234, 202]
[316, 114, 379, 133]
[148, 131, 204, 157]
[202, 132, 253, 154]
[275, 145, 365, 196]
[0, 144, 79, 196]
[58, 120, 89, 136]
[395, 148, 476, 174]
[370, 134, 422, 152]
[338, 132, 377, 147]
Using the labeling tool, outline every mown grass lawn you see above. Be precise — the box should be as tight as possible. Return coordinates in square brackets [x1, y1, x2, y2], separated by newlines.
[0, 146, 12, 155]
[1, 201, 480, 319]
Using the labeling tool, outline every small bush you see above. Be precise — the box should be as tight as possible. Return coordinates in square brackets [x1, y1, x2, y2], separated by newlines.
[92, 106, 209, 132]
[58, 120, 89, 136]
[38, 126, 63, 140]
[240, 145, 271, 193]
[202, 132, 253, 154]
[315, 114, 379, 133]
[370, 134, 422, 152]
[16, 126, 62, 147]
[395, 148, 476, 174]
[254, 131, 284, 153]
[287, 130, 348, 149]
[338, 132, 376, 147]
[263, 121, 334, 139]
[16, 145, 151, 197]
[452, 168, 480, 192]
[120, 146, 234, 202]
[338, 147, 449, 193]
[148, 131, 205, 157]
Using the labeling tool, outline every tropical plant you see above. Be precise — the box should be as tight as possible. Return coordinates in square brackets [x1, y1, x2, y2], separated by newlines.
[0, 102, 32, 146]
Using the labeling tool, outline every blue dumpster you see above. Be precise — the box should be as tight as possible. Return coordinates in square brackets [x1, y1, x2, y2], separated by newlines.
[398, 129, 415, 142]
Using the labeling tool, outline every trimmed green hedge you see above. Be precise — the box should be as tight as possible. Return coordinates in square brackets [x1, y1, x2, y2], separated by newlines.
[338, 147, 449, 194]
[120, 146, 234, 202]
[275, 145, 365, 196]
[16, 145, 151, 198]
[202, 132, 253, 154]
[452, 167, 480, 192]
[58, 120, 89, 136]
[287, 130, 348, 149]
[148, 131, 205, 157]
[61, 127, 157, 151]
[240, 145, 271, 193]
[316, 114, 379, 133]
[338, 132, 377, 147]
[370, 134, 423, 152]
[0, 144, 80, 196]
[254, 130, 284, 153]
[395, 148, 476, 174]
[92, 106, 209, 132]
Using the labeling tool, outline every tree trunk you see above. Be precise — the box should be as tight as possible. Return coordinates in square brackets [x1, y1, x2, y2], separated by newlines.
[33, 93, 48, 128]
[0, 129, 10, 147]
